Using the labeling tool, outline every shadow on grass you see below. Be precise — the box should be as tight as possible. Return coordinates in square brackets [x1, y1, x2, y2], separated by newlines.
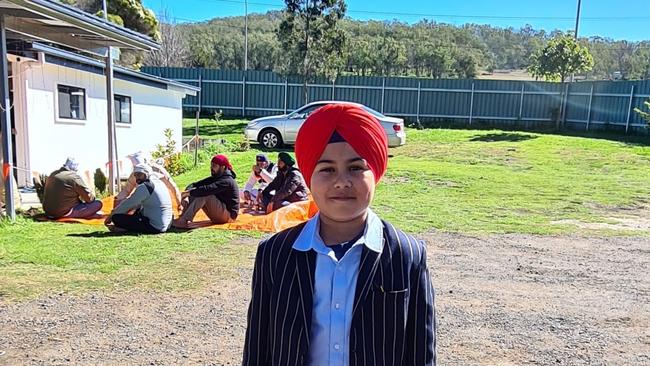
[67, 231, 142, 238]
[469, 133, 538, 143]
[415, 121, 650, 146]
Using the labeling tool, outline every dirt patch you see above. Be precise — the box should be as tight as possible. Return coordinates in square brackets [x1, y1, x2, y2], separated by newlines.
[1, 233, 649, 365]
[555, 204, 650, 231]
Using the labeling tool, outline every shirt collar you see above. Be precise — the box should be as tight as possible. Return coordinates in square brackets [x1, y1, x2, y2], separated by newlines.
[292, 209, 384, 254]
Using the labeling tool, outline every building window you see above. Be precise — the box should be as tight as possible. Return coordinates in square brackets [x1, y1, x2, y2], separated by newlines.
[57, 85, 86, 120]
[114, 95, 131, 124]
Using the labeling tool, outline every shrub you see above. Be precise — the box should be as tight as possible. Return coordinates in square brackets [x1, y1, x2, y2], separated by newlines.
[152, 128, 185, 176]
[94, 168, 107, 194]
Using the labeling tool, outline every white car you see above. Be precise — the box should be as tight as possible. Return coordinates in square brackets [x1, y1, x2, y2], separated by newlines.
[244, 101, 406, 149]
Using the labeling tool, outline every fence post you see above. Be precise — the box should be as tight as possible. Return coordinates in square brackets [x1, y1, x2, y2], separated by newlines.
[284, 78, 288, 114]
[194, 74, 202, 167]
[331, 78, 336, 100]
[625, 85, 635, 134]
[586, 83, 594, 131]
[242, 73, 246, 117]
[469, 82, 475, 125]
[381, 77, 386, 113]
[518, 83, 524, 120]
[416, 81, 421, 122]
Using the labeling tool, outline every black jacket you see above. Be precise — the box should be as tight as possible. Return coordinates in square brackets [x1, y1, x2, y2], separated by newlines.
[188, 169, 240, 218]
[242, 220, 436, 366]
[262, 166, 309, 204]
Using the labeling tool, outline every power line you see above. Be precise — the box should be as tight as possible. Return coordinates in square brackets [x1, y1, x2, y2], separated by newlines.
[177, 0, 650, 22]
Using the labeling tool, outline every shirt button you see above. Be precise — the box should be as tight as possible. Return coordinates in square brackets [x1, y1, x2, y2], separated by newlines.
[334, 343, 340, 351]
[334, 303, 341, 309]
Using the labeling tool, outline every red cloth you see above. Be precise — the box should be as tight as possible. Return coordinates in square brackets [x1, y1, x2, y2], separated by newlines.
[211, 154, 233, 171]
[295, 104, 388, 187]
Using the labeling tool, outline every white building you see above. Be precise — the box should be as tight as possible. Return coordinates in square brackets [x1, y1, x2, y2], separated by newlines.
[8, 43, 198, 186]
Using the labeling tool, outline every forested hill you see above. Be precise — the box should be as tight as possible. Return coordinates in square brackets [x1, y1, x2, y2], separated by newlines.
[147, 10, 650, 81]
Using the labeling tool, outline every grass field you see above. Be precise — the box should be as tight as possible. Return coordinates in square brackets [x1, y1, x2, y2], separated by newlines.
[1, 118, 649, 301]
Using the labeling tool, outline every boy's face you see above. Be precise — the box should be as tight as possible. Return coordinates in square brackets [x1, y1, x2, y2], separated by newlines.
[310, 142, 376, 223]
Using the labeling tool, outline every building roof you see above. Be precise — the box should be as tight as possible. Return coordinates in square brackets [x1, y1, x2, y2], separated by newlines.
[0, 0, 160, 53]
[24, 42, 199, 96]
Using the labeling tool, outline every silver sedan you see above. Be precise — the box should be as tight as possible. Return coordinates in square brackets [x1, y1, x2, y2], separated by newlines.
[244, 101, 406, 149]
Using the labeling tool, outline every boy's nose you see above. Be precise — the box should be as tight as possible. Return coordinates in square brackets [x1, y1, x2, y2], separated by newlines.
[333, 173, 353, 188]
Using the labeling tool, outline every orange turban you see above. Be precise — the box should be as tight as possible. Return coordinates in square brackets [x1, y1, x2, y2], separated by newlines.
[295, 104, 388, 187]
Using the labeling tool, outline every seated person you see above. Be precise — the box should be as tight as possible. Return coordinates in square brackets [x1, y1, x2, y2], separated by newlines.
[173, 154, 239, 228]
[115, 151, 182, 209]
[104, 164, 173, 234]
[260, 152, 309, 213]
[240, 153, 277, 208]
[42, 157, 102, 219]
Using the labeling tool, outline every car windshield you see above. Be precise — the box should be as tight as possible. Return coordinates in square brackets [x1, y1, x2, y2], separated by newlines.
[361, 106, 386, 119]
[290, 103, 386, 119]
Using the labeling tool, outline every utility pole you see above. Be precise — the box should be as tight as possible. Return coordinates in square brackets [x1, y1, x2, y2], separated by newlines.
[574, 0, 582, 39]
[102, 0, 117, 194]
[244, 0, 248, 71]
[570, 0, 582, 83]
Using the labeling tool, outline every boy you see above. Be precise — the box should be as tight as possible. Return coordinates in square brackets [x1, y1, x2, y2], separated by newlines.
[243, 104, 436, 365]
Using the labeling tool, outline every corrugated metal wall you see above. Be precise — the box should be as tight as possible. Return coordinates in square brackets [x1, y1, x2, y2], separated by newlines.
[142, 67, 650, 134]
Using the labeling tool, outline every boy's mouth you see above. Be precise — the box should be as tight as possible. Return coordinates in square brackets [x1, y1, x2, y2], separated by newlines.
[329, 196, 356, 201]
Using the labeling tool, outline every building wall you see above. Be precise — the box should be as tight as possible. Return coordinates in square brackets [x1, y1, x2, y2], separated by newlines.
[16, 61, 184, 185]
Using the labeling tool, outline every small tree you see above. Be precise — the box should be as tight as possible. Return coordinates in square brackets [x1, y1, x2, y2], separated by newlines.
[278, 0, 347, 103]
[634, 98, 650, 126]
[528, 34, 594, 129]
[151, 128, 183, 176]
[528, 34, 594, 83]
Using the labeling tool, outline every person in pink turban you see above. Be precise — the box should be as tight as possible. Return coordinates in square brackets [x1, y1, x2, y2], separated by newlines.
[173, 154, 239, 228]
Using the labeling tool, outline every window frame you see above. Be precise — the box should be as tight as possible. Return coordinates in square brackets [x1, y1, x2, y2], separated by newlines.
[114, 94, 132, 124]
[56, 84, 87, 122]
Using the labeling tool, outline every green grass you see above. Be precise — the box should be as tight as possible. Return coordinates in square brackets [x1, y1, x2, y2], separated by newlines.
[183, 118, 249, 145]
[375, 129, 650, 234]
[2, 119, 650, 301]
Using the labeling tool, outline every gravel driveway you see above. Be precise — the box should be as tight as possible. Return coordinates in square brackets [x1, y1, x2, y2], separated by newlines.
[1, 232, 648, 365]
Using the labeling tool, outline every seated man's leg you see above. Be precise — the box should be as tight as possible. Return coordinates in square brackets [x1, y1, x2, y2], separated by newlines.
[201, 195, 232, 224]
[260, 191, 273, 209]
[176, 195, 207, 223]
[112, 212, 161, 234]
[66, 200, 103, 219]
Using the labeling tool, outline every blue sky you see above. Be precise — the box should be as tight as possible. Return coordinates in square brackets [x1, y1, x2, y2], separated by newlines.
[143, 0, 650, 41]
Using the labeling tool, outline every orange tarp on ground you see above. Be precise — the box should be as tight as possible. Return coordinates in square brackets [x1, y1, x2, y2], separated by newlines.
[53, 196, 319, 233]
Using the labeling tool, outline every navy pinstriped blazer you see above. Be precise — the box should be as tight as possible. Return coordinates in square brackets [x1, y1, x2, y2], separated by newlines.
[242, 219, 436, 366]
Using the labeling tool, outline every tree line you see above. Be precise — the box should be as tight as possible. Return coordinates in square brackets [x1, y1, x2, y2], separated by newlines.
[144, 10, 650, 81]
[58, 1, 649, 81]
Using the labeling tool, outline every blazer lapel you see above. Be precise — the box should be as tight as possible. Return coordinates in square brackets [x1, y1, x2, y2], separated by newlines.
[351, 244, 383, 316]
[294, 248, 317, 348]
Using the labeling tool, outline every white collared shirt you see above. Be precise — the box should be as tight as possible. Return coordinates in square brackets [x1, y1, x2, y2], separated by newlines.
[293, 209, 384, 366]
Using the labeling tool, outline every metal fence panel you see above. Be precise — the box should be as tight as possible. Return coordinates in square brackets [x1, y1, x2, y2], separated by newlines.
[141, 67, 650, 135]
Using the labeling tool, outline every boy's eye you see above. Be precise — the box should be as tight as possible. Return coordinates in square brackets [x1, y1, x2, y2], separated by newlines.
[319, 167, 335, 173]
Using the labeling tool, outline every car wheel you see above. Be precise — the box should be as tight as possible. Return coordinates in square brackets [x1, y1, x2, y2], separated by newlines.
[259, 129, 282, 149]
